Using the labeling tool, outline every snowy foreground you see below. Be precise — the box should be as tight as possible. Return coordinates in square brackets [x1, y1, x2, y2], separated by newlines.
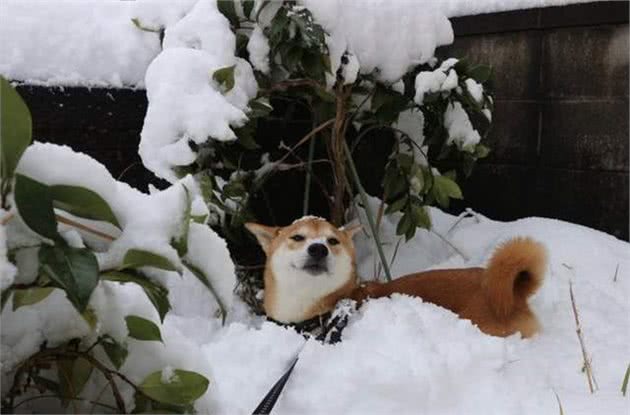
[4, 190, 628, 414]
[207, 209, 630, 414]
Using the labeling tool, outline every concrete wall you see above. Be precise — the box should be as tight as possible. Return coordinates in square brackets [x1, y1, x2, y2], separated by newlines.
[14, 1, 629, 239]
[441, 1, 629, 239]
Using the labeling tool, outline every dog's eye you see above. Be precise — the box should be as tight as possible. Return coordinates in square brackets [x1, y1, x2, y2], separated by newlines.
[290, 234, 305, 242]
[327, 237, 339, 246]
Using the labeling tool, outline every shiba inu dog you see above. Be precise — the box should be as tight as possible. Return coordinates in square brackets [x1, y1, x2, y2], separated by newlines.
[246, 217, 547, 338]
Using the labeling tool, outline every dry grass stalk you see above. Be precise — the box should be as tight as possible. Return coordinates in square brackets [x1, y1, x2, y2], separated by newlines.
[569, 280, 598, 393]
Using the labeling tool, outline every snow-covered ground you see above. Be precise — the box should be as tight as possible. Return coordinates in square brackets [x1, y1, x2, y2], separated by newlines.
[0, 0, 598, 87]
[194, 204, 630, 414]
[5, 185, 628, 414]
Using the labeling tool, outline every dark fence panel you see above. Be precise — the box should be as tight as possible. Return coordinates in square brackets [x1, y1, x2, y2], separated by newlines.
[442, 1, 629, 239]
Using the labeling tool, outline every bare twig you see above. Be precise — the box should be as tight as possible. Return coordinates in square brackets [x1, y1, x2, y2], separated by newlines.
[13, 394, 117, 412]
[430, 229, 469, 261]
[55, 215, 116, 241]
[552, 389, 565, 415]
[1, 212, 116, 241]
[271, 118, 335, 169]
[260, 78, 326, 95]
[569, 281, 597, 393]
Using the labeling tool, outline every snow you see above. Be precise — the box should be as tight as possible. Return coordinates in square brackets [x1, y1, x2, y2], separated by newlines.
[139, 0, 258, 182]
[0, 0, 594, 87]
[247, 24, 271, 74]
[0, 0, 196, 88]
[439, 0, 598, 18]
[303, 0, 454, 83]
[444, 101, 482, 151]
[465, 78, 485, 103]
[414, 58, 459, 105]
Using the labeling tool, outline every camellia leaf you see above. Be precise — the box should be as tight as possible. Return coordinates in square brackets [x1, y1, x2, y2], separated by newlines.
[171, 185, 191, 257]
[12, 287, 55, 311]
[14, 174, 61, 242]
[100, 335, 129, 369]
[0, 77, 32, 181]
[183, 260, 227, 324]
[125, 315, 163, 342]
[81, 307, 98, 330]
[248, 97, 273, 118]
[410, 204, 431, 229]
[50, 185, 120, 228]
[212, 65, 236, 93]
[467, 64, 492, 83]
[102, 270, 171, 322]
[1, 289, 12, 311]
[57, 357, 93, 407]
[242, 0, 255, 19]
[39, 245, 99, 313]
[120, 249, 181, 274]
[217, 0, 238, 26]
[139, 369, 209, 406]
[385, 196, 408, 215]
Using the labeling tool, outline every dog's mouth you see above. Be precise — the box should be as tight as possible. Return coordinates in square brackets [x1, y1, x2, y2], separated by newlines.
[301, 260, 328, 275]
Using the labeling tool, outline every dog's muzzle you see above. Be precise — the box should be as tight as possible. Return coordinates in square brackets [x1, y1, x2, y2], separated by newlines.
[303, 243, 329, 275]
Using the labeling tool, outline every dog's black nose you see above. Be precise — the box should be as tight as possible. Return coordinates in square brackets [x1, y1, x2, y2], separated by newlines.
[307, 243, 328, 260]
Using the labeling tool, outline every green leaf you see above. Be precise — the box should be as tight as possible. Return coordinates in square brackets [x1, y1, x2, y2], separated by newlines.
[12, 287, 55, 311]
[120, 249, 181, 274]
[39, 245, 99, 313]
[183, 260, 226, 324]
[248, 97, 273, 118]
[395, 213, 412, 237]
[242, 0, 255, 19]
[171, 186, 191, 257]
[621, 363, 630, 396]
[81, 307, 98, 330]
[432, 175, 463, 208]
[48, 185, 121, 228]
[1, 289, 12, 311]
[139, 369, 209, 406]
[57, 357, 93, 407]
[102, 270, 171, 322]
[125, 315, 163, 342]
[14, 174, 60, 242]
[385, 196, 408, 215]
[467, 65, 492, 83]
[410, 204, 431, 229]
[0, 77, 32, 182]
[453, 58, 469, 74]
[217, 0, 238, 26]
[212, 65, 236, 93]
[475, 144, 491, 159]
[131, 18, 161, 33]
[100, 335, 129, 369]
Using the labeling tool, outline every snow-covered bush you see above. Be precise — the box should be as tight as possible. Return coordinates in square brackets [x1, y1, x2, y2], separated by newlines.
[0, 77, 235, 413]
[137, 0, 494, 249]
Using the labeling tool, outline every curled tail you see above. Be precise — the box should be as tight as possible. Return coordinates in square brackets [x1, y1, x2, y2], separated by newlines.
[483, 237, 547, 318]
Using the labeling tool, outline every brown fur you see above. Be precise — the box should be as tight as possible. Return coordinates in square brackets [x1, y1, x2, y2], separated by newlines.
[349, 237, 547, 337]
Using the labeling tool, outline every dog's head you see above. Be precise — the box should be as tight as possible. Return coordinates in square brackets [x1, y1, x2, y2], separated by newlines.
[245, 216, 361, 277]
[245, 216, 361, 322]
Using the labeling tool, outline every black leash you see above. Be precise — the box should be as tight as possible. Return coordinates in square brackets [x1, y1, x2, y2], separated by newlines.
[251, 300, 356, 414]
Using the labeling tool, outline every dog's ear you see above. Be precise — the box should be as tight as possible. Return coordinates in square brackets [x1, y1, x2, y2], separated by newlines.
[244, 223, 279, 253]
[339, 222, 362, 238]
